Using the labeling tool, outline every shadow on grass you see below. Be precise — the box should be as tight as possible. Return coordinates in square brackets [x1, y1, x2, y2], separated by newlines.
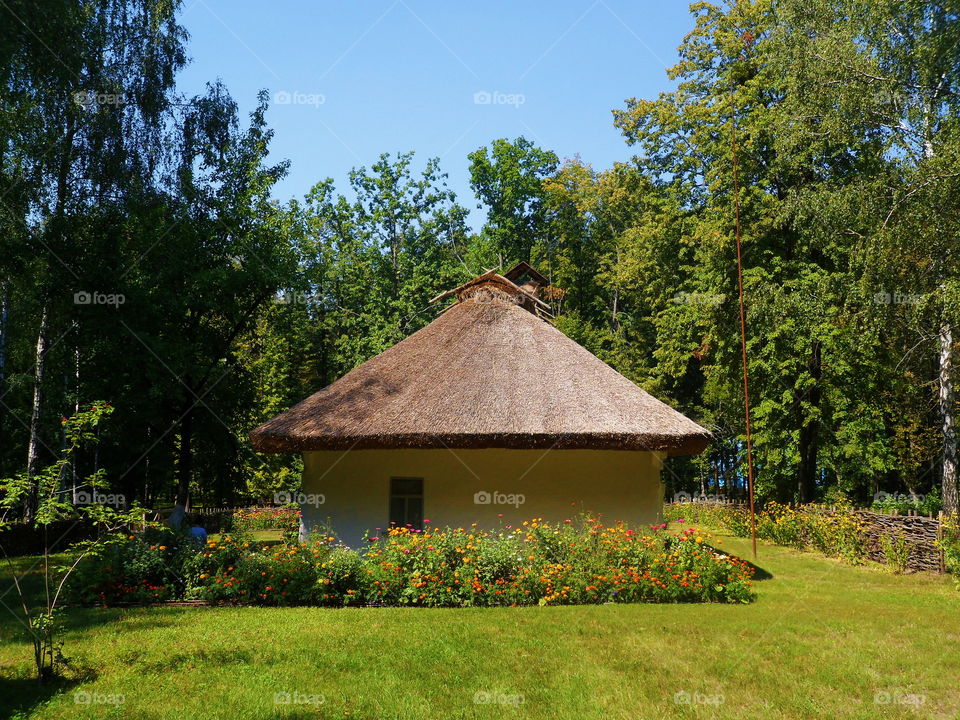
[0, 666, 97, 720]
[742, 559, 773, 581]
[0, 606, 197, 665]
[706, 543, 774, 581]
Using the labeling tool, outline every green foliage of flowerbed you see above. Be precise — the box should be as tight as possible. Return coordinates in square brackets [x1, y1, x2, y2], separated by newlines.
[67, 527, 197, 605]
[230, 506, 301, 532]
[664, 502, 866, 563]
[70, 518, 756, 607]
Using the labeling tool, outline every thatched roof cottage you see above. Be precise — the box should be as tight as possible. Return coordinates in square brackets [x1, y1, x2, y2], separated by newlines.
[251, 264, 711, 544]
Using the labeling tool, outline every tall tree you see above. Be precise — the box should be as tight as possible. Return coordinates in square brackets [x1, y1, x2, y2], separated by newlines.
[1, 0, 187, 518]
[771, 0, 960, 510]
[468, 137, 558, 266]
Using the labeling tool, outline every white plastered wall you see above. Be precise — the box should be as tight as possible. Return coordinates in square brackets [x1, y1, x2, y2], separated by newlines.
[298, 448, 666, 545]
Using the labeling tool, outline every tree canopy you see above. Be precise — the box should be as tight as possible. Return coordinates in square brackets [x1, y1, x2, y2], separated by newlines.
[1, 0, 957, 514]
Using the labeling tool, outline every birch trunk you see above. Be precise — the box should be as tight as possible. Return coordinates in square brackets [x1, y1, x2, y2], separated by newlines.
[25, 303, 50, 521]
[940, 321, 958, 514]
[0, 280, 7, 385]
[0, 281, 8, 445]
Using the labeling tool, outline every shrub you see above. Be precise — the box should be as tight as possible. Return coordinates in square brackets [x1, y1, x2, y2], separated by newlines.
[317, 548, 371, 605]
[185, 533, 330, 605]
[68, 527, 194, 604]
[879, 532, 912, 574]
[940, 516, 960, 590]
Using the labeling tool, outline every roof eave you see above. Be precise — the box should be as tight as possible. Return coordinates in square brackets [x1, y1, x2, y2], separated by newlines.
[249, 430, 712, 456]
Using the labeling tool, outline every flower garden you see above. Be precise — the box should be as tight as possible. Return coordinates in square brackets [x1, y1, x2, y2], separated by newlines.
[664, 501, 868, 563]
[229, 506, 301, 533]
[68, 517, 756, 607]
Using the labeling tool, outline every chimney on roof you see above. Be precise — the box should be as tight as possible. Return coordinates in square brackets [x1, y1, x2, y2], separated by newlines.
[502, 261, 549, 299]
[429, 263, 561, 319]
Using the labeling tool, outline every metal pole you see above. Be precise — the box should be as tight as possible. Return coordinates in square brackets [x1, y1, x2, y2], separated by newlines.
[731, 121, 758, 560]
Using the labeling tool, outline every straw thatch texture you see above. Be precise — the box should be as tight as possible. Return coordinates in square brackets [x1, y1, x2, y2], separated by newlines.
[251, 292, 712, 456]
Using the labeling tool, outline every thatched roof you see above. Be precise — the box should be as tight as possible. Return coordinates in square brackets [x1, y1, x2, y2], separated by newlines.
[250, 275, 712, 456]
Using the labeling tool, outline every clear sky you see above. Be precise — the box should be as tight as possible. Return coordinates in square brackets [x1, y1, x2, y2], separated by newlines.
[176, 0, 695, 231]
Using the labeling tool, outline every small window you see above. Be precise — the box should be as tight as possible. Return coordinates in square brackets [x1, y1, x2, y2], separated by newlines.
[389, 477, 423, 530]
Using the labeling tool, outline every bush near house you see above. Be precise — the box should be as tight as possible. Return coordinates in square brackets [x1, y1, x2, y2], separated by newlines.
[69, 518, 756, 607]
[67, 527, 196, 605]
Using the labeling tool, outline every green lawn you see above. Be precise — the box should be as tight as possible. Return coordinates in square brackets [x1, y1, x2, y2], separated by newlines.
[0, 532, 957, 719]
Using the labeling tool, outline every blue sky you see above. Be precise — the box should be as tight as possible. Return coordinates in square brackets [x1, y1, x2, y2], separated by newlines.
[176, 0, 695, 231]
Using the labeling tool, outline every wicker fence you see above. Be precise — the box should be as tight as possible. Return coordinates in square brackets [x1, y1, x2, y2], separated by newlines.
[853, 509, 944, 573]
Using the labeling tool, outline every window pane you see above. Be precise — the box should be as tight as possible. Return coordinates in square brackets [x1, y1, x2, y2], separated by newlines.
[405, 497, 423, 529]
[391, 477, 422, 496]
[389, 496, 406, 526]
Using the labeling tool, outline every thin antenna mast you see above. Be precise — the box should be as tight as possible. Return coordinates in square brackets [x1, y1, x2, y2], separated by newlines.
[732, 28, 758, 559]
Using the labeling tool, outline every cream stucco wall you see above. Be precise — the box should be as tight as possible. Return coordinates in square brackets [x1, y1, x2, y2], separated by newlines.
[298, 448, 666, 546]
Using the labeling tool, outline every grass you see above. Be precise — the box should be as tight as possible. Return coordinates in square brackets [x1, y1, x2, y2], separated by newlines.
[0, 531, 957, 719]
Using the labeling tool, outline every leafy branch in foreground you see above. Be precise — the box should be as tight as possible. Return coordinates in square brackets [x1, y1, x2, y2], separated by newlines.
[0, 402, 152, 683]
